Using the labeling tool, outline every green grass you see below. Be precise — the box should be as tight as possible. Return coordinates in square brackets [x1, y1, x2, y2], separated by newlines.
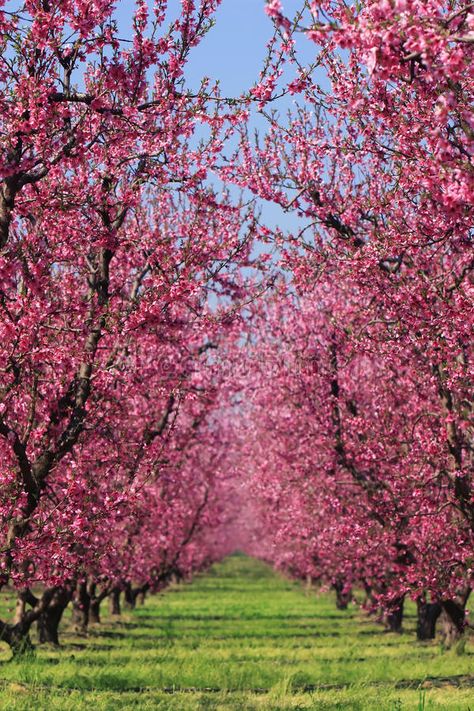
[0, 555, 472, 709]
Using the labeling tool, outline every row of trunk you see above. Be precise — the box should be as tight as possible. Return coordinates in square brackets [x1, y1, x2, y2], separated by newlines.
[1, 577, 470, 657]
[333, 582, 470, 644]
[0, 580, 149, 656]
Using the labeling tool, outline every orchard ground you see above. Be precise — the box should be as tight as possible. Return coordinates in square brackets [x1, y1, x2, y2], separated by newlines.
[0, 556, 472, 711]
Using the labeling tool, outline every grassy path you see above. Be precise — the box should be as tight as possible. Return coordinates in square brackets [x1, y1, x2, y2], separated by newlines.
[0, 555, 472, 709]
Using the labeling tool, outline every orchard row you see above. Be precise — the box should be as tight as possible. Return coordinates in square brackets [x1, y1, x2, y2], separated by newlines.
[0, 0, 472, 654]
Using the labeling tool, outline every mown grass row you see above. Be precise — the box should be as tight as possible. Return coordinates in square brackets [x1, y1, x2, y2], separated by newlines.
[0, 555, 472, 709]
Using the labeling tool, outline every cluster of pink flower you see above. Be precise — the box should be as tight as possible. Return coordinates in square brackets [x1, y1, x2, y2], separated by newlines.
[0, 0, 257, 653]
[0, 0, 472, 655]
[227, 0, 473, 644]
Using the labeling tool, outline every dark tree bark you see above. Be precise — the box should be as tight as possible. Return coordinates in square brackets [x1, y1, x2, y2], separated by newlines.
[124, 582, 150, 610]
[71, 581, 90, 636]
[86, 580, 110, 624]
[0, 622, 35, 656]
[89, 598, 101, 624]
[416, 595, 442, 641]
[0, 587, 57, 656]
[333, 580, 352, 610]
[109, 587, 121, 616]
[13, 588, 34, 625]
[440, 589, 471, 648]
[385, 595, 405, 633]
[37, 588, 71, 645]
[124, 582, 135, 610]
[87, 581, 99, 624]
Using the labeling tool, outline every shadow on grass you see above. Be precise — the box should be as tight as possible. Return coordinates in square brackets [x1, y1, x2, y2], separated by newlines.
[1, 673, 472, 696]
[147, 613, 357, 622]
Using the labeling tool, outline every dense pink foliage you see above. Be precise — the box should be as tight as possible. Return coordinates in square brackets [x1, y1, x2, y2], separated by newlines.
[0, 0, 472, 644]
[228, 0, 474, 613]
[0, 0, 255, 599]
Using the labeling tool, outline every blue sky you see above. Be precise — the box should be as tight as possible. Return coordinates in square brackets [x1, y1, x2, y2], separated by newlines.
[114, 1, 317, 235]
[116, 1, 310, 95]
[183, 0, 285, 95]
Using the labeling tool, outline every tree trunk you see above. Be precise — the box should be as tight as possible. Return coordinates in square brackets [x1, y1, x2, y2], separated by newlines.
[440, 599, 468, 647]
[333, 580, 352, 610]
[13, 593, 28, 625]
[37, 608, 61, 645]
[137, 589, 146, 606]
[416, 596, 442, 641]
[385, 595, 405, 633]
[87, 581, 100, 624]
[109, 587, 121, 616]
[87, 581, 110, 624]
[0, 587, 57, 656]
[439, 588, 471, 648]
[89, 598, 101, 624]
[124, 582, 136, 610]
[124, 582, 150, 610]
[37, 588, 71, 645]
[0, 623, 35, 657]
[133, 582, 150, 606]
[7, 589, 38, 655]
[71, 581, 90, 636]
[170, 572, 182, 585]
